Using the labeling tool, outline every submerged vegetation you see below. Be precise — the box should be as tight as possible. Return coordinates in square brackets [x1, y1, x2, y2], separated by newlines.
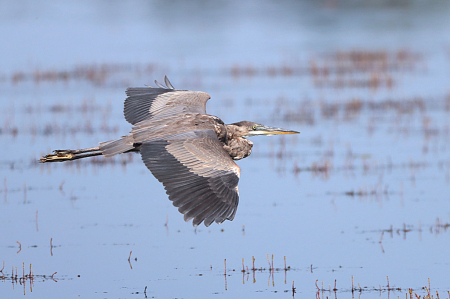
[1, 47, 449, 296]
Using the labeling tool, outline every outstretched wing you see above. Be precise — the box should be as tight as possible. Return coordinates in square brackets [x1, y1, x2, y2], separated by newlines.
[124, 76, 211, 125]
[140, 129, 240, 227]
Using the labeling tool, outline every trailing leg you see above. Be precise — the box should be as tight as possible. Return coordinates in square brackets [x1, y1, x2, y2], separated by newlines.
[40, 147, 102, 163]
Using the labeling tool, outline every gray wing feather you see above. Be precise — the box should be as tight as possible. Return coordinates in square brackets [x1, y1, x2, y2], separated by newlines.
[139, 130, 240, 227]
[124, 88, 176, 124]
[124, 79, 211, 125]
[154, 80, 166, 88]
[164, 76, 174, 89]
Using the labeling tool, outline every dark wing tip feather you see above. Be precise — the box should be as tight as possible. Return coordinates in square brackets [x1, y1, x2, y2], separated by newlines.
[154, 76, 175, 89]
[154, 80, 166, 88]
[164, 76, 174, 89]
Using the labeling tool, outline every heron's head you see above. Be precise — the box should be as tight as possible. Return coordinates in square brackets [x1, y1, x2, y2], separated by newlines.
[230, 121, 300, 137]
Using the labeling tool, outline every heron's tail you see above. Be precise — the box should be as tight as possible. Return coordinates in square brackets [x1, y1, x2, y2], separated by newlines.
[99, 136, 135, 157]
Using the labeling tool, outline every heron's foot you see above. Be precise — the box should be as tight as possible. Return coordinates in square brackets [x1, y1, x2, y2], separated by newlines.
[40, 150, 75, 163]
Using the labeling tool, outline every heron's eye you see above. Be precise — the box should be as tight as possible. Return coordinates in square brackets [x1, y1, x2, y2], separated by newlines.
[252, 125, 257, 130]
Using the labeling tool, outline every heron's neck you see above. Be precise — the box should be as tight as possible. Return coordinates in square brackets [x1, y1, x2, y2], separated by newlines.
[225, 124, 247, 138]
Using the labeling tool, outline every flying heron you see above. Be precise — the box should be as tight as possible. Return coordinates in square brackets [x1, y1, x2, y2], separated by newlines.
[40, 76, 299, 227]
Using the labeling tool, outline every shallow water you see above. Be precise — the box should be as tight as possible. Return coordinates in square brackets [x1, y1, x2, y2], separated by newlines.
[1, 1, 450, 298]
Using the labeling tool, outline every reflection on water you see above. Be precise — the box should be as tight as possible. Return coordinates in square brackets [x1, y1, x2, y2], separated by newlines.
[0, 262, 57, 296]
[1, 0, 450, 298]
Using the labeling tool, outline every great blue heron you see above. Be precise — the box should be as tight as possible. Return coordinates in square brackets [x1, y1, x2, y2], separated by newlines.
[40, 76, 299, 227]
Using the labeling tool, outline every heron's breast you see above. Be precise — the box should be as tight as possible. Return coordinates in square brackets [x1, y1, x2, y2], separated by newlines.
[223, 137, 253, 160]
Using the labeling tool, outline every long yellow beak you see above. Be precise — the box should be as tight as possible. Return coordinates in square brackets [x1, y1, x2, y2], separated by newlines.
[245, 125, 300, 137]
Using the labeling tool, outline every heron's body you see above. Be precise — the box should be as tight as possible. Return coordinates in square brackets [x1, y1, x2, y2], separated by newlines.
[41, 77, 298, 227]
